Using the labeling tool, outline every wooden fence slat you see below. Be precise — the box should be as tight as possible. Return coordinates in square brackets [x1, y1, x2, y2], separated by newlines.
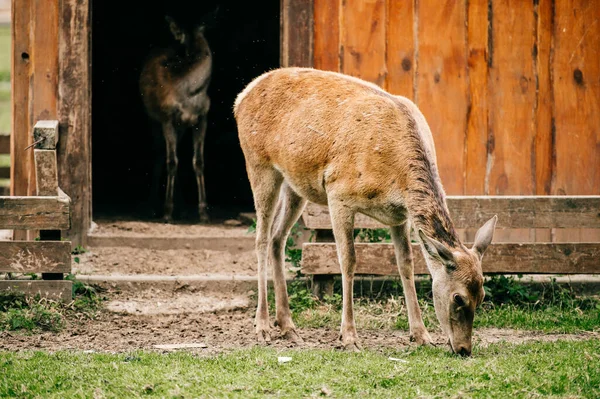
[281, 0, 313, 67]
[552, 0, 600, 195]
[340, 0, 386, 86]
[0, 241, 71, 273]
[301, 242, 600, 275]
[385, 0, 414, 98]
[34, 150, 59, 196]
[302, 196, 600, 229]
[0, 196, 70, 230]
[488, 1, 536, 195]
[0, 135, 9, 154]
[465, 0, 488, 194]
[59, 0, 92, 247]
[0, 280, 72, 301]
[416, 0, 468, 195]
[313, 0, 339, 71]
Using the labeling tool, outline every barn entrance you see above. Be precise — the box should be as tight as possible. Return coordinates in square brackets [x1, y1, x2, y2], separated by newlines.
[91, 0, 280, 221]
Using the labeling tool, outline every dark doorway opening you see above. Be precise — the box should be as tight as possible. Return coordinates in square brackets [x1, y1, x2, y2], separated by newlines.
[92, 0, 280, 221]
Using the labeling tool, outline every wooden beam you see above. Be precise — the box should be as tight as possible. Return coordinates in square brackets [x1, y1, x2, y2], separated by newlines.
[301, 242, 600, 275]
[0, 241, 71, 273]
[33, 120, 59, 150]
[0, 280, 72, 301]
[0, 135, 9, 154]
[58, 0, 92, 248]
[34, 150, 59, 196]
[302, 196, 600, 229]
[281, 0, 313, 67]
[0, 196, 70, 230]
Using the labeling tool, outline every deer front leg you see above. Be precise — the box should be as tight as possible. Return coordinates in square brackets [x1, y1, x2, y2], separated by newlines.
[163, 121, 178, 222]
[193, 116, 209, 223]
[270, 183, 306, 343]
[328, 201, 360, 351]
[390, 223, 432, 345]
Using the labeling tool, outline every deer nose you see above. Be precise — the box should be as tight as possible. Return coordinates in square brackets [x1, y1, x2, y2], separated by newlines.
[456, 346, 471, 357]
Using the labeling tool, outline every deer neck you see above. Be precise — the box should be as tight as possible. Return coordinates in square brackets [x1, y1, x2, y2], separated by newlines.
[404, 174, 461, 250]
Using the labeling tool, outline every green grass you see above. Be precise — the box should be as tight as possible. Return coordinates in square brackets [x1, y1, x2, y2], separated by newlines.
[1, 340, 599, 398]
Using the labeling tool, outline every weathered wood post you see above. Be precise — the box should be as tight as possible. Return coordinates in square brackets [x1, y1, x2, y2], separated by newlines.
[33, 120, 64, 281]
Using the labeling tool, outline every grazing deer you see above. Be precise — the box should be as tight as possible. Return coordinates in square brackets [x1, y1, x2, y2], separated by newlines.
[234, 68, 497, 356]
[139, 15, 213, 222]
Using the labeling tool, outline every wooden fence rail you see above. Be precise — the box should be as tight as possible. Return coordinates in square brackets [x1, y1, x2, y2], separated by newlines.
[0, 121, 72, 301]
[301, 197, 600, 296]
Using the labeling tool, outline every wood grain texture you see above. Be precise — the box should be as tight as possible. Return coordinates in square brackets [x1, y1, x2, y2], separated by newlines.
[0, 241, 71, 273]
[34, 150, 59, 196]
[340, 0, 387, 86]
[465, 0, 488, 194]
[10, 0, 32, 228]
[385, 0, 414, 98]
[0, 280, 72, 301]
[302, 196, 600, 229]
[535, 0, 554, 195]
[58, 0, 92, 247]
[488, 1, 536, 195]
[281, 0, 313, 67]
[302, 242, 600, 275]
[0, 196, 70, 230]
[416, 0, 468, 195]
[313, 0, 339, 71]
[552, 0, 600, 195]
[33, 120, 59, 150]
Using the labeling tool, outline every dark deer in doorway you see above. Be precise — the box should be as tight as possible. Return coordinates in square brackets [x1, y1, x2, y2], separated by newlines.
[139, 14, 214, 222]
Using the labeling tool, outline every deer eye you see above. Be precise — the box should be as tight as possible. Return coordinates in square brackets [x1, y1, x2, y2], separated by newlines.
[453, 294, 465, 307]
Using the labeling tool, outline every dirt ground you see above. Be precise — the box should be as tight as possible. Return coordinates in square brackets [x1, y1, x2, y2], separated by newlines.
[1, 287, 597, 355]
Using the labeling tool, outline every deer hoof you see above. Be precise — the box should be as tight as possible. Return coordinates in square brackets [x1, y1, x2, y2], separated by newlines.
[281, 329, 304, 344]
[342, 342, 361, 352]
[199, 213, 210, 223]
[410, 330, 433, 346]
[256, 329, 272, 344]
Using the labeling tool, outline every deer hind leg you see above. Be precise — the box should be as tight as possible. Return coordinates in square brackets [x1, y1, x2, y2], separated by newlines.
[192, 115, 209, 223]
[248, 166, 283, 343]
[328, 199, 360, 351]
[269, 183, 307, 343]
[390, 223, 432, 345]
[162, 121, 178, 222]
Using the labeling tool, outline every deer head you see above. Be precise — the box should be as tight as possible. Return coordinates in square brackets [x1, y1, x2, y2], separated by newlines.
[418, 215, 497, 356]
[165, 8, 219, 57]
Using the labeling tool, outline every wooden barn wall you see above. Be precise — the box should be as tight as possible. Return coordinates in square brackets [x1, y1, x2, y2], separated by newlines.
[312, 0, 600, 198]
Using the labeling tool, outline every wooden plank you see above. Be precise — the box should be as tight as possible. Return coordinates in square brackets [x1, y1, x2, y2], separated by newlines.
[340, 0, 386, 86]
[10, 0, 32, 198]
[0, 241, 71, 273]
[58, 0, 92, 247]
[488, 1, 536, 195]
[552, 0, 600, 195]
[302, 196, 600, 229]
[0, 280, 72, 301]
[465, 0, 488, 195]
[30, 0, 59, 197]
[313, 0, 339, 71]
[0, 135, 9, 154]
[416, 0, 468, 195]
[301, 242, 600, 275]
[385, 0, 414, 98]
[534, 0, 554, 195]
[34, 150, 58, 196]
[0, 196, 70, 230]
[281, 0, 313, 67]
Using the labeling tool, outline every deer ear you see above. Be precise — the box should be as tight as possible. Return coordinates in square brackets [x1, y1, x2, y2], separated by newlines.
[418, 229, 455, 267]
[472, 215, 497, 259]
[165, 15, 185, 44]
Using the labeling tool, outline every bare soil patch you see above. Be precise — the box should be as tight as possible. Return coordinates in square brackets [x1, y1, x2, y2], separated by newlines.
[90, 220, 252, 238]
[1, 288, 596, 355]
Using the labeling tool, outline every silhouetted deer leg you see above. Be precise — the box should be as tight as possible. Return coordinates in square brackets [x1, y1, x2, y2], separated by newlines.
[163, 121, 178, 222]
[149, 124, 165, 218]
[193, 116, 209, 223]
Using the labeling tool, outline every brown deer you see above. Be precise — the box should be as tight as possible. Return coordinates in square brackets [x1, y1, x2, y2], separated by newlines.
[234, 68, 497, 356]
[139, 15, 213, 222]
